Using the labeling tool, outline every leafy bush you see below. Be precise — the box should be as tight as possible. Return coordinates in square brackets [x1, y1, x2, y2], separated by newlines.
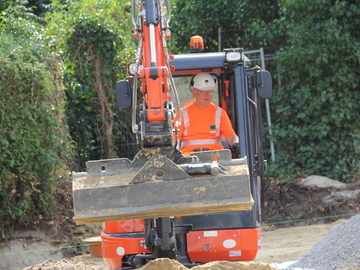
[268, 0, 360, 182]
[0, 32, 71, 231]
[171, 0, 282, 53]
[46, 0, 136, 169]
[25, 0, 52, 17]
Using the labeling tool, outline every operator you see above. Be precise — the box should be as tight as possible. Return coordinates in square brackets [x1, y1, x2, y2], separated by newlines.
[177, 72, 239, 156]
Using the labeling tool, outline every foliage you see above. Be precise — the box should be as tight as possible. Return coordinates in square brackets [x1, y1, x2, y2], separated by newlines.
[45, 0, 136, 169]
[170, 0, 283, 53]
[0, 0, 44, 44]
[0, 34, 72, 231]
[268, 0, 360, 181]
[0, 0, 12, 12]
[25, 0, 52, 17]
[0, 0, 51, 16]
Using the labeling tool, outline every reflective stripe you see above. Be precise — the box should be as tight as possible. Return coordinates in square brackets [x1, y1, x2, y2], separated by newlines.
[182, 107, 190, 138]
[181, 139, 222, 147]
[215, 106, 222, 138]
[181, 105, 223, 147]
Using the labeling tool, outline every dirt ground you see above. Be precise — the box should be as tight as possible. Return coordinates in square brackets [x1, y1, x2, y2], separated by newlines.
[257, 219, 345, 263]
[18, 220, 345, 270]
[1, 176, 359, 270]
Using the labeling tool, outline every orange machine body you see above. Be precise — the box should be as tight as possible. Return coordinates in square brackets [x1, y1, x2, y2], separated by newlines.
[101, 220, 150, 269]
[101, 220, 261, 268]
[186, 228, 261, 262]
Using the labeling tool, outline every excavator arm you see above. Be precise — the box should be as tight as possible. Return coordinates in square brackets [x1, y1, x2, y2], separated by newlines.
[130, 0, 179, 150]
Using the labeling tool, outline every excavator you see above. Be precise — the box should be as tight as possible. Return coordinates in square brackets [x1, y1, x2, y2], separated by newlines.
[72, 0, 272, 269]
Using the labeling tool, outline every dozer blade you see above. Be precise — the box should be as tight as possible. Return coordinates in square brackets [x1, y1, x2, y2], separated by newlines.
[72, 150, 253, 224]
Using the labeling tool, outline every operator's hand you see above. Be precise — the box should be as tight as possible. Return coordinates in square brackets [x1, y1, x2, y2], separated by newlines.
[230, 143, 240, 158]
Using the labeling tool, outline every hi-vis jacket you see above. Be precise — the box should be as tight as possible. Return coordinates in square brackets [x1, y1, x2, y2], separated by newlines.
[178, 103, 236, 155]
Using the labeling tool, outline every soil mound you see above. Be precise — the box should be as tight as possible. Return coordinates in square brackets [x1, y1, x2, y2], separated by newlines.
[23, 258, 96, 270]
[191, 261, 276, 270]
[263, 176, 360, 227]
[137, 258, 276, 270]
[22, 258, 276, 270]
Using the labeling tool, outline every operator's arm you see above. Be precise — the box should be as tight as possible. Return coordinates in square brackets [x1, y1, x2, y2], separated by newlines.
[220, 111, 240, 157]
[227, 134, 239, 146]
[220, 110, 239, 147]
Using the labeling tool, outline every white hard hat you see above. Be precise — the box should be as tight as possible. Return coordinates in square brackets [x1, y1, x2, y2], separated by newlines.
[191, 73, 216, 90]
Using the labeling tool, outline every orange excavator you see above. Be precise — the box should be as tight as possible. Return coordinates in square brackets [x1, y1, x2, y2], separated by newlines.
[72, 0, 272, 268]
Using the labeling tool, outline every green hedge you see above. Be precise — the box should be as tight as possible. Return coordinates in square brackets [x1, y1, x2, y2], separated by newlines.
[267, 0, 360, 182]
[0, 34, 71, 231]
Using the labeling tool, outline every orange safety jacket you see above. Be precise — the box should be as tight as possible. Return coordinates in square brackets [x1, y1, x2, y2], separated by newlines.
[178, 103, 236, 155]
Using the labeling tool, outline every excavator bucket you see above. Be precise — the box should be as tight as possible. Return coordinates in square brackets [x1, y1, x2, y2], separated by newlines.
[72, 149, 253, 225]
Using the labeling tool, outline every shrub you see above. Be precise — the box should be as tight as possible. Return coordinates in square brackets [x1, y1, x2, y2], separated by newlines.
[0, 34, 71, 232]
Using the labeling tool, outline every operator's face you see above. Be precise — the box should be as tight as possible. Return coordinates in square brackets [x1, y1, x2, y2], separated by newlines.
[191, 88, 214, 108]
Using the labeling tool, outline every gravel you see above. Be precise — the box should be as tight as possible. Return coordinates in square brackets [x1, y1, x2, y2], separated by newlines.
[290, 214, 360, 270]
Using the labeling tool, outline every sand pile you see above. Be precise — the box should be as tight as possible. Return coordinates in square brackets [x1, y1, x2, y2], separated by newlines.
[290, 214, 360, 270]
[138, 258, 276, 270]
[22, 258, 96, 270]
[22, 257, 275, 270]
